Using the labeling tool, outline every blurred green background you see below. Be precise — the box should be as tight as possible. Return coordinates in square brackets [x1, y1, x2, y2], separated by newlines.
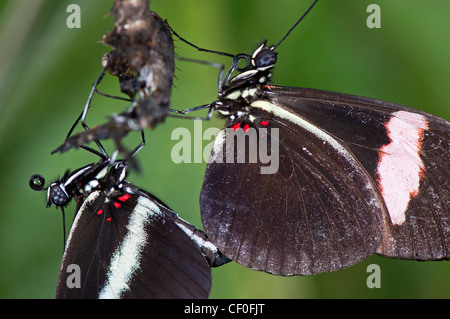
[0, 0, 449, 299]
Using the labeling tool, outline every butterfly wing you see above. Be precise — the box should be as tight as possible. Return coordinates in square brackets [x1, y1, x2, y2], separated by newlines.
[57, 187, 212, 298]
[262, 86, 450, 260]
[200, 101, 386, 275]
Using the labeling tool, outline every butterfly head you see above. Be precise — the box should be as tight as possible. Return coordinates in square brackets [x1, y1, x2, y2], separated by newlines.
[228, 40, 277, 86]
[46, 181, 71, 208]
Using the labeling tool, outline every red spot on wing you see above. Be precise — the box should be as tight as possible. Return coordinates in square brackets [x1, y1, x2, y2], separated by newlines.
[97, 209, 103, 215]
[106, 217, 112, 223]
[243, 124, 250, 132]
[118, 194, 131, 202]
[114, 202, 121, 208]
[261, 120, 269, 127]
[231, 123, 241, 131]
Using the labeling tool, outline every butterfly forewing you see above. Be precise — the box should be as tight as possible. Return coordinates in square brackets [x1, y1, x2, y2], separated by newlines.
[57, 185, 212, 298]
[200, 108, 386, 275]
[262, 85, 450, 260]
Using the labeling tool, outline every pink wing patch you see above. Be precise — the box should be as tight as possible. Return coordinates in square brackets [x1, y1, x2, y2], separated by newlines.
[377, 111, 429, 225]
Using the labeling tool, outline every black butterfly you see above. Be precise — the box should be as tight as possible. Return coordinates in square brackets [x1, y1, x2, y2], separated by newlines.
[29, 156, 229, 298]
[178, 0, 450, 276]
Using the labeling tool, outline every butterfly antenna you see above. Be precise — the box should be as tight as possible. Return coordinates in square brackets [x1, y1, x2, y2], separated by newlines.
[169, 25, 235, 58]
[271, 0, 319, 50]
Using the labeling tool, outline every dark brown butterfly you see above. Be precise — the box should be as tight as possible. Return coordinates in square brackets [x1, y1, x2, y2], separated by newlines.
[177, 0, 450, 276]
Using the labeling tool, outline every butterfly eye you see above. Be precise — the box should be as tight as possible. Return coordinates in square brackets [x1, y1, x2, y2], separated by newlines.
[254, 49, 277, 69]
[48, 184, 70, 207]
